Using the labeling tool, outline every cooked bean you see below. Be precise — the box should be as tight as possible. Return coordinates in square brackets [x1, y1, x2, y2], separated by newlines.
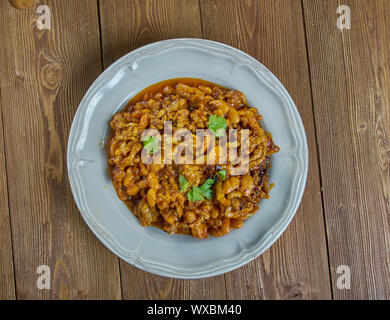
[163, 86, 174, 95]
[223, 177, 240, 194]
[227, 191, 242, 199]
[140, 202, 152, 226]
[198, 85, 212, 94]
[209, 100, 229, 114]
[147, 189, 156, 208]
[139, 113, 150, 129]
[227, 107, 240, 125]
[147, 172, 159, 190]
[126, 185, 140, 196]
[191, 223, 208, 239]
[123, 167, 137, 188]
[184, 211, 197, 224]
[240, 174, 255, 196]
[215, 180, 225, 202]
[162, 213, 177, 225]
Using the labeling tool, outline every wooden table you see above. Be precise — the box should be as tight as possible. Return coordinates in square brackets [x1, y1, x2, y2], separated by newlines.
[0, 0, 389, 300]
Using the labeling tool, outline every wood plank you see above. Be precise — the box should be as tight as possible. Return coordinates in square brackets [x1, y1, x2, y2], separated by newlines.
[200, 0, 331, 299]
[302, 0, 390, 299]
[99, 0, 227, 299]
[0, 88, 16, 300]
[0, 0, 121, 299]
[99, 0, 203, 67]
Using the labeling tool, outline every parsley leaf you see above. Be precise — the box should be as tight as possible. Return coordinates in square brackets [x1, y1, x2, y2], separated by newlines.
[187, 187, 205, 202]
[198, 178, 215, 199]
[187, 178, 215, 202]
[185, 170, 227, 202]
[216, 169, 226, 181]
[141, 135, 159, 155]
[208, 114, 227, 137]
[179, 174, 189, 193]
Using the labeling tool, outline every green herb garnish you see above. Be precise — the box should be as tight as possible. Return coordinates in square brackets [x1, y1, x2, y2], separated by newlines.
[187, 178, 215, 202]
[208, 114, 227, 137]
[216, 169, 226, 181]
[179, 174, 189, 193]
[141, 135, 160, 155]
[198, 178, 215, 199]
[184, 170, 226, 202]
[187, 187, 206, 202]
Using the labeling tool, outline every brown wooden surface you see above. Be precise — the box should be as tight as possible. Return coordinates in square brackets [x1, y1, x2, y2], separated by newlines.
[0, 88, 16, 300]
[302, 0, 390, 299]
[0, 0, 121, 299]
[0, 0, 388, 300]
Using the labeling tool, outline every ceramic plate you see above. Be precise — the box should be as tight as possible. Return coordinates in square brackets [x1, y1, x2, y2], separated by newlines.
[67, 38, 308, 278]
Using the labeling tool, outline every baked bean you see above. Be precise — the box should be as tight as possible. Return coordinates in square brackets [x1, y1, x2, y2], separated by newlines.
[140, 202, 152, 226]
[227, 107, 240, 125]
[191, 223, 208, 239]
[154, 92, 163, 100]
[215, 180, 225, 202]
[162, 213, 177, 225]
[227, 191, 242, 199]
[240, 174, 255, 196]
[139, 113, 150, 129]
[121, 143, 142, 167]
[137, 178, 148, 189]
[126, 185, 140, 196]
[147, 172, 159, 190]
[184, 211, 197, 224]
[210, 208, 219, 219]
[123, 167, 137, 187]
[149, 163, 165, 172]
[198, 85, 212, 95]
[112, 166, 125, 182]
[139, 162, 148, 176]
[147, 189, 156, 208]
[224, 206, 235, 218]
[209, 100, 229, 114]
[163, 86, 174, 95]
[222, 177, 240, 194]
[147, 99, 156, 107]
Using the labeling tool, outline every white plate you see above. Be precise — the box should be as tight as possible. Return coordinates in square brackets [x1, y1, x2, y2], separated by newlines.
[67, 38, 308, 279]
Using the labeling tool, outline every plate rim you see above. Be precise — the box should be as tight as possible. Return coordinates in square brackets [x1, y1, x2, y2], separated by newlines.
[67, 38, 309, 279]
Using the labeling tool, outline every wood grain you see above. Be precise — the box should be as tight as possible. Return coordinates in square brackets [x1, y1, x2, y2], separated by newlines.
[99, 0, 202, 67]
[99, 0, 227, 299]
[0, 88, 16, 300]
[302, 0, 390, 299]
[0, 0, 121, 299]
[0, 0, 388, 300]
[200, 0, 331, 299]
